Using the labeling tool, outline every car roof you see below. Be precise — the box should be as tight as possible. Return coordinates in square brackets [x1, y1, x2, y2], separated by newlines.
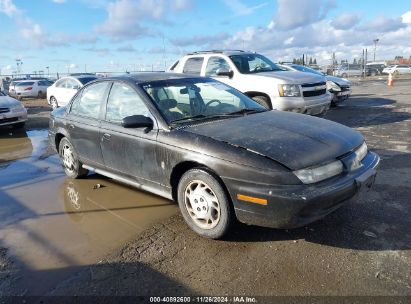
[185, 50, 254, 56]
[103, 72, 203, 84]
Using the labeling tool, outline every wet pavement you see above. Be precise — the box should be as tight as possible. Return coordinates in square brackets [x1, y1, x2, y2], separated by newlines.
[1, 81, 411, 297]
[0, 129, 177, 295]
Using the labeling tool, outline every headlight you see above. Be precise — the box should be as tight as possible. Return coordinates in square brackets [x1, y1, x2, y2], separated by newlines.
[11, 104, 25, 113]
[355, 142, 367, 162]
[294, 160, 343, 184]
[278, 84, 301, 97]
[326, 81, 341, 92]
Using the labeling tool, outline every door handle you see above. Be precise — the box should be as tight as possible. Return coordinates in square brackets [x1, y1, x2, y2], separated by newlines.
[102, 133, 111, 141]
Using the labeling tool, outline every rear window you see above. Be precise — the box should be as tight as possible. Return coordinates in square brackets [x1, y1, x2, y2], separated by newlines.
[78, 77, 98, 85]
[16, 82, 35, 86]
[182, 57, 204, 75]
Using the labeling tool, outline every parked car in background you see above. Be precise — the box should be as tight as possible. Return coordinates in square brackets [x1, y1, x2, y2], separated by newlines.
[335, 65, 362, 78]
[279, 63, 351, 106]
[0, 91, 27, 128]
[47, 75, 98, 109]
[169, 50, 331, 116]
[49, 73, 380, 239]
[11, 79, 54, 100]
[0, 78, 11, 93]
[365, 63, 386, 76]
[382, 65, 411, 75]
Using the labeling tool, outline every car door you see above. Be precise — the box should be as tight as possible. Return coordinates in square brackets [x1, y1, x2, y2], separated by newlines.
[52, 79, 67, 102]
[100, 81, 162, 187]
[66, 81, 110, 168]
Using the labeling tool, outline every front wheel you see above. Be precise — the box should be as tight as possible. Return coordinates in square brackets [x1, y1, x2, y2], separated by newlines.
[251, 96, 271, 109]
[58, 137, 88, 179]
[50, 96, 59, 109]
[177, 169, 233, 239]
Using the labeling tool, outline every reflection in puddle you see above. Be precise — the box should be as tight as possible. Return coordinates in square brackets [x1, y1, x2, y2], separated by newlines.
[0, 130, 178, 295]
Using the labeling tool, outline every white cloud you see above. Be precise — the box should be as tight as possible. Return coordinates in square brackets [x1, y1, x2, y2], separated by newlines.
[401, 11, 411, 24]
[271, 0, 335, 30]
[359, 16, 406, 32]
[96, 0, 193, 41]
[51, 0, 66, 3]
[0, 0, 20, 17]
[222, 0, 268, 16]
[331, 13, 360, 30]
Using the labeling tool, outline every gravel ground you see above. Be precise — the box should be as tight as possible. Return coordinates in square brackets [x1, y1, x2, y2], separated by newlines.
[47, 81, 411, 297]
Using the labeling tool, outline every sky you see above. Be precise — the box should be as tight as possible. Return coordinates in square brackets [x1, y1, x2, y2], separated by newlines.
[0, 0, 411, 75]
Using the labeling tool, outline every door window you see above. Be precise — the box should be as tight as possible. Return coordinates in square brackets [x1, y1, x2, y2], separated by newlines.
[105, 82, 151, 123]
[182, 57, 204, 75]
[55, 79, 66, 88]
[70, 82, 108, 119]
[205, 57, 231, 76]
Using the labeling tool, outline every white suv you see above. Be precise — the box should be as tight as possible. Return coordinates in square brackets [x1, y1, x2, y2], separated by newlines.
[169, 51, 331, 115]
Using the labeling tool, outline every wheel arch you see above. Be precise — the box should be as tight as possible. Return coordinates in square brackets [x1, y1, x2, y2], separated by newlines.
[243, 91, 272, 109]
[169, 161, 232, 205]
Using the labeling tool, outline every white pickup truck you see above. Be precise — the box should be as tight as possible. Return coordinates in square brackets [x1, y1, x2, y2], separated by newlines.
[169, 50, 331, 115]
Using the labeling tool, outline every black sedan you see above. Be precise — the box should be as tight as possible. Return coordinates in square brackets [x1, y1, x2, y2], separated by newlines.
[49, 73, 380, 239]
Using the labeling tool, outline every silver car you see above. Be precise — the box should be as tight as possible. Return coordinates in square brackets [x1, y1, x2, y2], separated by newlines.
[0, 91, 27, 128]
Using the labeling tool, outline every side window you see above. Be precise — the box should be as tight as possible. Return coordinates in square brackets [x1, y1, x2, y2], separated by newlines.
[55, 79, 66, 88]
[106, 82, 150, 123]
[38, 81, 44, 86]
[205, 57, 231, 77]
[71, 82, 108, 119]
[182, 57, 204, 75]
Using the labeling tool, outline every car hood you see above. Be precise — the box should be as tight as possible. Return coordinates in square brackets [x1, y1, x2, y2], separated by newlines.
[325, 75, 350, 86]
[253, 71, 325, 84]
[183, 111, 363, 170]
[0, 95, 21, 107]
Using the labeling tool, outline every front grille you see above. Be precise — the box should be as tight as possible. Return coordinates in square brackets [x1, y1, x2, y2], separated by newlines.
[303, 89, 326, 97]
[0, 117, 18, 124]
[0, 107, 10, 113]
[301, 82, 326, 88]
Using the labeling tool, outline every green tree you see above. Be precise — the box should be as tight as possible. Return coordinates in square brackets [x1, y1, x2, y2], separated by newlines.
[309, 57, 313, 65]
[313, 58, 317, 64]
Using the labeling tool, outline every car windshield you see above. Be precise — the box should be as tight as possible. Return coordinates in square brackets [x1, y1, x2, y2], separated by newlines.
[291, 65, 324, 76]
[229, 54, 284, 74]
[78, 77, 98, 85]
[141, 78, 267, 125]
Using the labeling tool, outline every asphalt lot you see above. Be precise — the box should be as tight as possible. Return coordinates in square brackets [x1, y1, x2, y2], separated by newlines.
[0, 80, 410, 298]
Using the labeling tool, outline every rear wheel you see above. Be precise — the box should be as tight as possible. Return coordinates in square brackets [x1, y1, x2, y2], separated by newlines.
[37, 91, 44, 98]
[50, 96, 58, 109]
[58, 137, 88, 179]
[177, 169, 233, 239]
[251, 96, 271, 109]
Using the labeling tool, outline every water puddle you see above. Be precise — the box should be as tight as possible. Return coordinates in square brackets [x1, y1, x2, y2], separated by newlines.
[0, 129, 178, 295]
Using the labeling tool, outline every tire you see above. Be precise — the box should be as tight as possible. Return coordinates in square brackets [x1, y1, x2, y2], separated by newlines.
[58, 137, 88, 179]
[251, 96, 271, 109]
[13, 122, 25, 129]
[50, 96, 58, 109]
[177, 169, 233, 239]
[38, 91, 43, 98]
[342, 73, 348, 78]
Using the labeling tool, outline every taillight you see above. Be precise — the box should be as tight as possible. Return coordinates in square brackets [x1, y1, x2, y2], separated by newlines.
[24, 87, 33, 91]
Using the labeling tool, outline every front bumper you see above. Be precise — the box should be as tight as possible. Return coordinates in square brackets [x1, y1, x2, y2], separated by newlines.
[225, 151, 380, 229]
[275, 93, 331, 115]
[0, 109, 28, 126]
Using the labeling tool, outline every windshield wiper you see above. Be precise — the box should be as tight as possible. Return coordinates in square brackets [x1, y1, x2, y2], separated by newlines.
[227, 108, 267, 115]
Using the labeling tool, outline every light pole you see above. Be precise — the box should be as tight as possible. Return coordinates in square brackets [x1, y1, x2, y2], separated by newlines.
[46, 66, 49, 77]
[373, 38, 379, 62]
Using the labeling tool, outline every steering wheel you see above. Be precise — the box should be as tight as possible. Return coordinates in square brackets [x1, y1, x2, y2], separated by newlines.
[205, 99, 222, 108]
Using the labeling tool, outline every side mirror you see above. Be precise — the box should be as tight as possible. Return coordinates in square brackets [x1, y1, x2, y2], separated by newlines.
[122, 115, 153, 129]
[216, 68, 234, 78]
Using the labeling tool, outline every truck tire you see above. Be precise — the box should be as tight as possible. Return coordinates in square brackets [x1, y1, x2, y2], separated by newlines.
[251, 96, 271, 109]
